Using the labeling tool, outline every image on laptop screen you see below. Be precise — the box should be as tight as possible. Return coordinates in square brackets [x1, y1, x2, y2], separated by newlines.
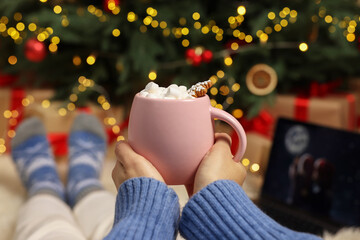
[262, 118, 360, 227]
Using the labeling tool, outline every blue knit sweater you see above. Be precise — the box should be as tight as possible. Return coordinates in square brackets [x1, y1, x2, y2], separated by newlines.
[104, 178, 323, 240]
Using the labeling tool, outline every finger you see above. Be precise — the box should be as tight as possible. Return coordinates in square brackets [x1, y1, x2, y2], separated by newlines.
[112, 161, 126, 190]
[211, 133, 232, 156]
[115, 141, 143, 167]
[214, 133, 232, 148]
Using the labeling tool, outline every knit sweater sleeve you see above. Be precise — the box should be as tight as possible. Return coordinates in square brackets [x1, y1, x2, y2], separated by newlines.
[179, 180, 323, 240]
[104, 177, 180, 240]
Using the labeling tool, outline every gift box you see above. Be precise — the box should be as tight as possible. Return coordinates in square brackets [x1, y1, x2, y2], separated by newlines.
[264, 94, 357, 134]
[0, 88, 127, 157]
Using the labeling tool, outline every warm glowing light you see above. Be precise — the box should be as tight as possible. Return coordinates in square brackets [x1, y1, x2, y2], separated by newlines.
[215, 104, 223, 109]
[232, 83, 241, 92]
[244, 35, 253, 43]
[16, 22, 25, 31]
[242, 158, 250, 166]
[226, 97, 234, 104]
[49, 43, 58, 52]
[299, 42, 308, 52]
[209, 75, 218, 84]
[0, 145, 6, 154]
[41, 100, 50, 108]
[151, 20, 159, 28]
[148, 71, 157, 80]
[217, 70, 225, 78]
[40, 0, 47, 2]
[268, 12, 276, 20]
[194, 22, 201, 29]
[232, 109, 243, 118]
[201, 26, 210, 34]
[98, 95, 106, 104]
[86, 55, 96, 65]
[231, 42, 239, 50]
[8, 130, 16, 138]
[67, 103, 75, 111]
[112, 125, 120, 134]
[280, 19, 288, 27]
[260, 33, 269, 42]
[53, 5, 62, 14]
[102, 102, 110, 110]
[58, 108, 67, 116]
[192, 12, 200, 20]
[73, 56, 81, 66]
[143, 16, 152, 25]
[290, 10, 297, 18]
[274, 24, 282, 32]
[347, 33, 355, 42]
[250, 163, 260, 172]
[22, 98, 30, 106]
[8, 56, 17, 65]
[159, 21, 167, 29]
[224, 56, 233, 66]
[324, 15, 333, 23]
[14, 12, 22, 21]
[210, 87, 218, 95]
[117, 136, 125, 141]
[127, 12, 136, 22]
[219, 85, 230, 95]
[237, 6, 246, 15]
[112, 28, 121, 37]
[182, 39, 190, 47]
[70, 94, 78, 102]
[210, 99, 217, 107]
[3, 110, 12, 118]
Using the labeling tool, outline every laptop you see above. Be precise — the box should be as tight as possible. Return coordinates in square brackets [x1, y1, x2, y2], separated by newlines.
[259, 118, 360, 235]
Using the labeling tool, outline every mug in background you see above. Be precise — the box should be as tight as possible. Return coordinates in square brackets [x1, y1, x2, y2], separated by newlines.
[128, 94, 247, 185]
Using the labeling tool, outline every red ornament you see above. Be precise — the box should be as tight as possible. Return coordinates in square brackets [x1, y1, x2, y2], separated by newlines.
[24, 38, 47, 62]
[191, 55, 202, 66]
[185, 48, 196, 59]
[103, 0, 120, 13]
[201, 50, 213, 63]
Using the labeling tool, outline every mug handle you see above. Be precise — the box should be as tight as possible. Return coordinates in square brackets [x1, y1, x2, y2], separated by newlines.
[210, 107, 247, 161]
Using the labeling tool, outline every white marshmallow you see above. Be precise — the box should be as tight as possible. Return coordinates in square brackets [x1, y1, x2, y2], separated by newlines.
[139, 82, 194, 99]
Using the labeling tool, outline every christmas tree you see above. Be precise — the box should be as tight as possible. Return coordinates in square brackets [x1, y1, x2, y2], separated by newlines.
[1, 0, 360, 118]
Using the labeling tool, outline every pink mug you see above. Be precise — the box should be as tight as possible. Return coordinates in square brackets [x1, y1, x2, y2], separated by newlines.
[128, 94, 247, 185]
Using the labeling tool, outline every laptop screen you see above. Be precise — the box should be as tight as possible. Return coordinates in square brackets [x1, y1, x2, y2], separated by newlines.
[262, 118, 360, 226]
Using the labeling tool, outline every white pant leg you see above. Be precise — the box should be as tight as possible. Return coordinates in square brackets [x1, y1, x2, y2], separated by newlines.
[14, 194, 86, 240]
[73, 190, 116, 240]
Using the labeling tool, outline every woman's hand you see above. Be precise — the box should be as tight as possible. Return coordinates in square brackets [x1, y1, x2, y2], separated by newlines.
[187, 133, 247, 196]
[112, 141, 164, 190]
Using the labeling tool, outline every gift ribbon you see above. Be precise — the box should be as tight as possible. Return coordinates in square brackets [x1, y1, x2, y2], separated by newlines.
[0, 73, 18, 87]
[294, 93, 356, 130]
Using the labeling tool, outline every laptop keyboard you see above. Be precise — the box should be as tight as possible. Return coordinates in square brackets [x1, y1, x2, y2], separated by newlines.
[258, 198, 341, 236]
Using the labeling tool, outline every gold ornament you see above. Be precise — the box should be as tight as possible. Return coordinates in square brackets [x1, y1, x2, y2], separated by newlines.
[246, 64, 277, 96]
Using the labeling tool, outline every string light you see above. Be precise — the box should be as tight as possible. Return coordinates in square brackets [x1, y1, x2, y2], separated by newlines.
[181, 39, 190, 47]
[53, 5, 62, 14]
[41, 99, 50, 108]
[127, 12, 136, 22]
[148, 71, 157, 80]
[210, 87, 218, 95]
[192, 12, 200, 20]
[216, 70, 225, 78]
[8, 56, 17, 65]
[242, 158, 250, 167]
[232, 109, 243, 118]
[232, 83, 240, 92]
[237, 6, 246, 15]
[86, 55, 96, 65]
[73, 56, 81, 66]
[224, 56, 233, 66]
[299, 42, 308, 52]
[112, 28, 120, 37]
[250, 163, 260, 172]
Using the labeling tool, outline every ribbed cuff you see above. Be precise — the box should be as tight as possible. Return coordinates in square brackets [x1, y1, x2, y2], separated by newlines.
[105, 177, 180, 240]
[179, 180, 322, 240]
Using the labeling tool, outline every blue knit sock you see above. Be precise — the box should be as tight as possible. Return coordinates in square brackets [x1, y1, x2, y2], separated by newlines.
[66, 114, 107, 207]
[11, 118, 65, 200]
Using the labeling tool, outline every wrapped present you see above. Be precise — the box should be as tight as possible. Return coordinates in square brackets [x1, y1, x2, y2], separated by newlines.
[264, 93, 356, 133]
[0, 88, 127, 157]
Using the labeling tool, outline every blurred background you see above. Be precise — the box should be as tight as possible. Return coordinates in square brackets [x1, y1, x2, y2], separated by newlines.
[1, 0, 360, 239]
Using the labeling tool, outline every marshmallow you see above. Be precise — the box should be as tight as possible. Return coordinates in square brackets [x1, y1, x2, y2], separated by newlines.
[139, 82, 194, 99]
